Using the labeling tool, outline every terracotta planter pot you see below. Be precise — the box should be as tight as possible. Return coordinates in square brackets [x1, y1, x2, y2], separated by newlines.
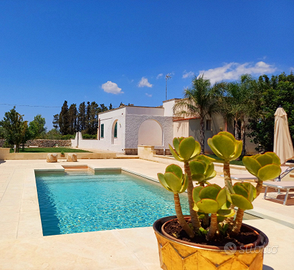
[153, 216, 268, 270]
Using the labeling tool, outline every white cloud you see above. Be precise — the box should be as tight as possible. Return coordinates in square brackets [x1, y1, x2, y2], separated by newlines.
[138, 77, 153, 88]
[156, 73, 163, 79]
[198, 61, 277, 85]
[182, 71, 195, 79]
[101, 81, 123, 94]
[145, 93, 152, 97]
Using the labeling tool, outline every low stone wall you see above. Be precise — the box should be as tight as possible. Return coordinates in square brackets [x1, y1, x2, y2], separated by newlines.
[0, 139, 71, 148]
[25, 139, 71, 148]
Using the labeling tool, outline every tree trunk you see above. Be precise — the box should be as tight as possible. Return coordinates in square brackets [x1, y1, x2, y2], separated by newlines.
[184, 162, 201, 230]
[200, 116, 205, 154]
[174, 193, 195, 238]
[231, 208, 244, 235]
[241, 119, 246, 156]
[207, 213, 218, 241]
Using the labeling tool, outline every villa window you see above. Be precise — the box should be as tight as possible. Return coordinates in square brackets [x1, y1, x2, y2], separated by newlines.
[101, 124, 104, 138]
[114, 122, 118, 138]
[206, 119, 211, 131]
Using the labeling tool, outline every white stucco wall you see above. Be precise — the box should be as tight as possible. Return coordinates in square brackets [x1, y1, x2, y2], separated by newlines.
[98, 107, 126, 152]
[138, 119, 163, 146]
[125, 106, 164, 116]
[163, 99, 179, 116]
[125, 114, 173, 150]
[173, 120, 189, 138]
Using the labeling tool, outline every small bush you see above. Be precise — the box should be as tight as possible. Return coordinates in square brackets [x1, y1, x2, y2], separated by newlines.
[82, 134, 97, 139]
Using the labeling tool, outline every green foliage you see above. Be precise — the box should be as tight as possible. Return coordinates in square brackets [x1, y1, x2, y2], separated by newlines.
[173, 75, 218, 153]
[207, 131, 242, 162]
[0, 126, 6, 139]
[29, 114, 46, 139]
[82, 133, 97, 139]
[55, 101, 110, 136]
[0, 107, 29, 152]
[242, 152, 281, 181]
[230, 182, 256, 210]
[61, 134, 75, 140]
[190, 155, 216, 184]
[248, 72, 294, 151]
[192, 184, 227, 214]
[158, 164, 188, 194]
[169, 137, 201, 162]
[44, 129, 62, 139]
[11, 147, 90, 153]
[157, 132, 282, 241]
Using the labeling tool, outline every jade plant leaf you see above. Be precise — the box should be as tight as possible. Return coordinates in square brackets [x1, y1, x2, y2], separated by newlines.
[216, 187, 227, 206]
[256, 154, 273, 167]
[168, 145, 183, 161]
[257, 164, 281, 181]
[157, 173, 171, 192]
[207, 131, 242, 162]
[233, 184, 249, 199]
[217, 208, 235, 217]
[190, 161, 205, 175]
[242, 156, 261, 176]
[199, 185, 221, 200]
[191, 174, 205, 182]
[196, 199, 219, 213]
[211, 135, 235, 160]
[173, 137, 181, 154]
[231, 194, 253, 210]
[179, 136, 196, 160]
[192, 186, 203, 203]
[243, 152, 281, 182]
[164, 172, 182, 192]
[266, 152, 281, 165]
[165, 164, 183, 179]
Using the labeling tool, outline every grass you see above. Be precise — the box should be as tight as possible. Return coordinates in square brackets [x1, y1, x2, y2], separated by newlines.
[10, 147, 91, 153]
[206, 154, 244, 166]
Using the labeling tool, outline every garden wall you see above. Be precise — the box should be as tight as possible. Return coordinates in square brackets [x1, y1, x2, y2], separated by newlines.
[0, 139, 71, 148]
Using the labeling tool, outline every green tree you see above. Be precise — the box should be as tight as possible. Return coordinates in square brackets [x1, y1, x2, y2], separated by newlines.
[174, 75, 217, 153]
[221, 75, 255, 155]
[78, 102, 86, 132]
[68, 104, 78, 135]
[0, 107, 29, 152]
[248, 72, 294, 152]
[89, 101, 99, 135]
[59, 101, 70, 135]
[52, 114, 59, 130]
[45, 128, 62, 139]
[29, 114, 46, 139]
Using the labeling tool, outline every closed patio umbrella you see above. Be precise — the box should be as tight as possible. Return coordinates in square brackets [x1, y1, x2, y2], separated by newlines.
[274, 107, 294, 164]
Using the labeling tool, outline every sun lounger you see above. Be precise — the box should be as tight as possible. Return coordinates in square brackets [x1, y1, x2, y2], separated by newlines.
[263, 181, 294, 205]
[223, 166, 294, 182]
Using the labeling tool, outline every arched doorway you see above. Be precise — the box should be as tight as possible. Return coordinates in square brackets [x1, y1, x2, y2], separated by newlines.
[138, 119, 163, 146]
[111, 120, 118, 144]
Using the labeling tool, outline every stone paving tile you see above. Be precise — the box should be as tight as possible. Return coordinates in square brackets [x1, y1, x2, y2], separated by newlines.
[0, 159, 293, 269]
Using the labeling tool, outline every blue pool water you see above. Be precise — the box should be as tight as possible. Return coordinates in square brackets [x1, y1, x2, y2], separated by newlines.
[36, 171, 189, 236]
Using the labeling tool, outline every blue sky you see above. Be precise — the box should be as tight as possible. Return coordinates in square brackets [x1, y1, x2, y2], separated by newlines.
[0, 0, 293, 130]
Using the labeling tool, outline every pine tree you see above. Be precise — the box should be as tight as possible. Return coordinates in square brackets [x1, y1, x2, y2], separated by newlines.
[59, 101, 70, 135]
[78, 102, 86, 132]
[68, 104, 78, 134]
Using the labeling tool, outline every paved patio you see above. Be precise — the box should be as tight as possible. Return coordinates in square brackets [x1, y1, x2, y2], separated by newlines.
[0, 159, 293, 269]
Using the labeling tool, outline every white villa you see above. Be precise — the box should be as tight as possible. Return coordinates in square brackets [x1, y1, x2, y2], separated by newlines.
[71, 99, 257, 155]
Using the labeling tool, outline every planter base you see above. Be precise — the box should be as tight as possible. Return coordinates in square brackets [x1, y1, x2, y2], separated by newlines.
[153, 216, 268, 270]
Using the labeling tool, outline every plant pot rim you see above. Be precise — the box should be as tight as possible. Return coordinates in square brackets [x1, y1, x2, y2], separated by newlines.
[153, 216, 269, 252]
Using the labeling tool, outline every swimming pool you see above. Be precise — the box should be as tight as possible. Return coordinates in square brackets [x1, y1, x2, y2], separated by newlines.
[35, 170, 190, 236]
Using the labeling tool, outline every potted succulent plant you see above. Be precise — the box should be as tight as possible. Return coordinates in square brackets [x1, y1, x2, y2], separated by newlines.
[153, 131, 281, 270]
[60, 150, 65, 157]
